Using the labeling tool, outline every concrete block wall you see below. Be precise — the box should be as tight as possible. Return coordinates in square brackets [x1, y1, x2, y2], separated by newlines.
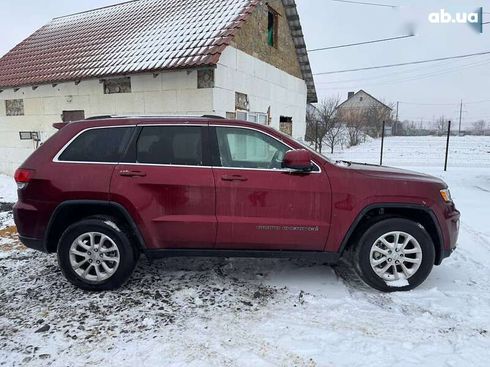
[214, 47, 307, 141]
[0, 70, 213, 175]
[0, 48, 308, 175]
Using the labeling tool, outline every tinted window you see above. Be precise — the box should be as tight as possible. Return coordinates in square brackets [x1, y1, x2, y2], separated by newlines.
[137, 126, 203, 166]
[59, 127, 133, 162]
[216, 127, 290, 169]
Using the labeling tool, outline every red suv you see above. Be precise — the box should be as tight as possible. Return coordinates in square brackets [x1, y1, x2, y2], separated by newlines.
[13, 116, 460, 292]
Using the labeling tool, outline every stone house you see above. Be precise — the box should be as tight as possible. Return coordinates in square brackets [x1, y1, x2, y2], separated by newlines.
[0, 0, 317, 175]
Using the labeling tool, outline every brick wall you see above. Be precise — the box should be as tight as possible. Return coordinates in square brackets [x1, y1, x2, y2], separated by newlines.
[231, 0, 303, 80]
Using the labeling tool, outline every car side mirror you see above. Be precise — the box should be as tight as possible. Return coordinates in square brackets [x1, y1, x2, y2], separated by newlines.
[282, 150, 314, 172]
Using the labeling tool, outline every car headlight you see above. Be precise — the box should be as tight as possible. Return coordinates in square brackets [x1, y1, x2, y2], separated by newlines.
[440, 189, 452, 203]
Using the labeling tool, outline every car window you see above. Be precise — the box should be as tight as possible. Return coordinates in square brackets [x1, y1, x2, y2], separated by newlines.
[137, 126, 203, 166]
[216, 127, 290, 169]
[58, 127, 133, 163]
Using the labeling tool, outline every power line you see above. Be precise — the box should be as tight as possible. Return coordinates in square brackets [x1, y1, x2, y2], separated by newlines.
[399, 99, 490, 106]
[314, 50, 490, 75]
[399, 101, 461, 106]
[315, 57, 490, 90]
[308, 34, 414, 52]
[331, 0, 398, 8]
[315, 56, 490, 86]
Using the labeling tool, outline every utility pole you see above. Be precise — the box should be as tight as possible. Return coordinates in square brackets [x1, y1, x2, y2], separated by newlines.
[458, 100, 463, 135]
[395, 101, 399, 136]
[380, 121, 386, 166]
[445, 120, 451, 172]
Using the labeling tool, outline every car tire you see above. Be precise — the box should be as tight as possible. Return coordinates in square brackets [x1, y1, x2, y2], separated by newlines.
[57, 218, 138, 291]
[353, 218, 435, 292]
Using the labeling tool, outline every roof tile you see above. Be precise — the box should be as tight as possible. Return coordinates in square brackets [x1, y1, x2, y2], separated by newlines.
[0, 0, 253, 88]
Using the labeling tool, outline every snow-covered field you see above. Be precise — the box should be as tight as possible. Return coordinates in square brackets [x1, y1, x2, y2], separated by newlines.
[0, 136, 489, 367]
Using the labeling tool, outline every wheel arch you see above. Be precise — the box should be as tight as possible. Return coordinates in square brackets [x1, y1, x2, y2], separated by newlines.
[339, 203, 444, 265]
[45, 200, 146, 253]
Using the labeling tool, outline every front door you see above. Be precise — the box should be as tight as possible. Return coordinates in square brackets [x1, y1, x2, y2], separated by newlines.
[110, 124, 216, 250]
[212, 126, 331, 251]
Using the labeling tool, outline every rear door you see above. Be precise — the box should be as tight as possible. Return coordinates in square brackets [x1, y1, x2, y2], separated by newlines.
[110, 123, 216, 250]
[211, 126, 331, 251]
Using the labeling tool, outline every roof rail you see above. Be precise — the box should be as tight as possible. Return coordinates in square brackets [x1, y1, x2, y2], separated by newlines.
[84, 114, 226, 120]
[85, 115, 114, 120]
[201, 115, 225, 119]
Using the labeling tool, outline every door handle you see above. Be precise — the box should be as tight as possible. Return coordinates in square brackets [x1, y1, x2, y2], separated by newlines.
[221, 174, 248, 182]
[119, 170, 147, 177]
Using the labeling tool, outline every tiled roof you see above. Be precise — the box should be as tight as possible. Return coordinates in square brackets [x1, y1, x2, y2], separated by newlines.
[0, 0, 317, 102]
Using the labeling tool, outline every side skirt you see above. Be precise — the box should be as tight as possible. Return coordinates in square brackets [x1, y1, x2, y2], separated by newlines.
[144, 249, 341, 263]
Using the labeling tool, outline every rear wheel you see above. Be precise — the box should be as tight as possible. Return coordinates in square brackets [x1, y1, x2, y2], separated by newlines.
[57, 218, 138, 291]
[354, 218, 435, 292]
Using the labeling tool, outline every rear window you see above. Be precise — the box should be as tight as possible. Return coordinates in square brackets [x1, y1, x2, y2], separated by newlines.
[58, 127, 133, 163]
[137, 126, 203, 166]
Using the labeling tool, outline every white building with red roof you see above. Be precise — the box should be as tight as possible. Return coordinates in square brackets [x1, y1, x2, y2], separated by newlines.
[0, 0, 316, 175]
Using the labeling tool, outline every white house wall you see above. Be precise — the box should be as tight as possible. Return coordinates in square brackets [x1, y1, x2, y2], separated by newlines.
[214, 47, 308, 141]
[0, 47, 308, 175]
[0, 71, 213, 175]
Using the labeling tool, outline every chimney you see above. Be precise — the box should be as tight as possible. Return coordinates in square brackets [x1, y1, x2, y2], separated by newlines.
[348, 91, 355, 99]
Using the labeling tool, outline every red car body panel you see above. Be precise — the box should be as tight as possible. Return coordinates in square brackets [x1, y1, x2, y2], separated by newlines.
[110, 164, 217, 249]
[213, 167, 332, 251]
[13, 117, 460, 262]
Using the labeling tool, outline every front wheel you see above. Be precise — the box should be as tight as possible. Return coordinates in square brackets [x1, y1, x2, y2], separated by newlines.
[57, 218, 138, 291]
[354, 218, 435, 292]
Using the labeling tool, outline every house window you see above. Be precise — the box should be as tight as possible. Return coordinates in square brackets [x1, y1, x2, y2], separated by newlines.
[62, 110, 85, 122]
[197, 69, 214, 89]
[103, 77, 131, 94]
[360, 97, 364, 102]
[280, 116, 293, 136]
[235, 92, 249, 111]
[5, 99, 24, 116]
[267, 8, 278, 47]
[235, 111, 268, 124]
[236, 111, 248, 121]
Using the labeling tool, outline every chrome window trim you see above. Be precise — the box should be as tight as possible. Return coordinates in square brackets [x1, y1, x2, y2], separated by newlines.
[53, 123, 323, 174]
[211, 125, 322, 174]
[53, 125, 137, 164]
[53, 124, 208, 165]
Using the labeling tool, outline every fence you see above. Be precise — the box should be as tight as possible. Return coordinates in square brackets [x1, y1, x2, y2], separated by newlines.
[320, 121, 490, 171]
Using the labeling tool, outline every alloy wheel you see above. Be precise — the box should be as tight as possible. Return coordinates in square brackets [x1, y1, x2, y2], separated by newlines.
[369, 231, 423, 281]
[69, 232, 121, 283]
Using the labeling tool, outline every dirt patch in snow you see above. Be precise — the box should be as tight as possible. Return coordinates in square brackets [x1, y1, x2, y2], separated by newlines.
[0, 231, 287, 365]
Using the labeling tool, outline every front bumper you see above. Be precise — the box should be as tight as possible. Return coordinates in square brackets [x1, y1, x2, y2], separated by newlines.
[437, 206, 460, 264]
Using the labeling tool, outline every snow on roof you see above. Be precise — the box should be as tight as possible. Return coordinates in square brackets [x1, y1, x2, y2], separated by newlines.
[0, 0, 317, 102]
[0, 0, 257, 88]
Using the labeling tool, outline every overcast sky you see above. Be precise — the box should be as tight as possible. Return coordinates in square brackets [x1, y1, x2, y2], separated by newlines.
[0, 0, 488, 127]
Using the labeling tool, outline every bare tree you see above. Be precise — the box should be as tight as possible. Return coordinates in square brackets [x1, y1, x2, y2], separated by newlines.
[305, 106, 320, 150]
[305, 97, 341, 153]
[472, 120, 486, 135]
[324, 119, 345, 154]
[337, 109, 366, 147]
[433, 116, 448, 136]
[364, 103, 394, 138]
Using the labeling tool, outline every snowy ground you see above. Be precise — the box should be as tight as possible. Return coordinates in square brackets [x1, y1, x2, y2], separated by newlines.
[0, 136, 489, 367]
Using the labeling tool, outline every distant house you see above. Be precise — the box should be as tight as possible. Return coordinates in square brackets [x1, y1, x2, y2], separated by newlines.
[336, 90, 393, 136]
[336, 90, 392, 118]
[0, 0, 317, 175]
